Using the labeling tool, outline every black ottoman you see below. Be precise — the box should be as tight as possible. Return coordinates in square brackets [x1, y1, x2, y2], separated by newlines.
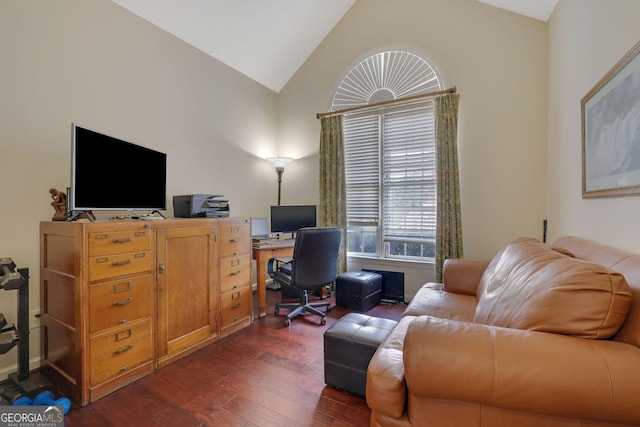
[324, 312, 397, 397]
[336, 271, 382, 312]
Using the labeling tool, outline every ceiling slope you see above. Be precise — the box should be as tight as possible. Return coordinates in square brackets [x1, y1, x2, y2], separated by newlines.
[112, 0, 557, 93]
[112, 0, 355, 92]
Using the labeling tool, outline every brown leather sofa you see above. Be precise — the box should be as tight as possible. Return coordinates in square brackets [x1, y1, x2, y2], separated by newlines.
[366, 236, 640, 426]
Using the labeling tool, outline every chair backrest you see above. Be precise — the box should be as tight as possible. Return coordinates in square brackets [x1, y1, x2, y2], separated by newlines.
[290, 227, 342, 291]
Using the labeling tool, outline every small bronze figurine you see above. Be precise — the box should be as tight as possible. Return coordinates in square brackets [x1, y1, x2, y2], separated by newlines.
[49, 188, 67, 221]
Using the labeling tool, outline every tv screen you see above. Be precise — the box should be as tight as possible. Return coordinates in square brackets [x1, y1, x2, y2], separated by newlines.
[71, 124, 167, 211]
[270, 205, 317, 234]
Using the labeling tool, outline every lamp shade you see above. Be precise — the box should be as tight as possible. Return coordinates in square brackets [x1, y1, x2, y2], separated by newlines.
[266, 157, 294, 169]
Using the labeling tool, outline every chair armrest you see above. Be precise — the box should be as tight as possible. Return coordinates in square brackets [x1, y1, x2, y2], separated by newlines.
[267, 257, 293, 276]
[441, 259, 489, 295]
[403, 316, 640, 424]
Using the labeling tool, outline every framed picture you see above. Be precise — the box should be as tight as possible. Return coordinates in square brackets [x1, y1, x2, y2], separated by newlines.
[582, 39, 640, 198]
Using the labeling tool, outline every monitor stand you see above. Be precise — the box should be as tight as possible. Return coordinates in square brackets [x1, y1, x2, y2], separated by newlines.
[68, 210, 96, 222]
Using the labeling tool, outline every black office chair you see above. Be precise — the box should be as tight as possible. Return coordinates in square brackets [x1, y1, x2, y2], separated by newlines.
[268, 227, 342, 326]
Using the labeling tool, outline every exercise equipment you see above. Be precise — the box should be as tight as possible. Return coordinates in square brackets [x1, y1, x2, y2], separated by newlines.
[12, 391, 71, 414]
[0, 259, 25, 290]
[0, 258, 40, 404]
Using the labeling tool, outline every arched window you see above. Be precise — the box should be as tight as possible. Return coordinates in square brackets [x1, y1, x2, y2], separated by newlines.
[335, 51, 443, 260]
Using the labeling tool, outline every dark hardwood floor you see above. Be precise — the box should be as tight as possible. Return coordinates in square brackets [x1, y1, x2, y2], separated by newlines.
[58, 289, 405, 426]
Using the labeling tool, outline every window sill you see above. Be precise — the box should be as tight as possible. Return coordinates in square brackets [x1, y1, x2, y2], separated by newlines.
[347, 254, 434, 267]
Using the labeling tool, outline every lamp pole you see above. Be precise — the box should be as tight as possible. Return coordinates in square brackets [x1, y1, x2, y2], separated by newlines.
[275, 166, 284, 206]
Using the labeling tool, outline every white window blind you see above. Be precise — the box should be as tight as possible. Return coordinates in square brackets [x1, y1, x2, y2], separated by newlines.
[343, 100, 436, 260]
[382, 103, 436, 246]
[344, 115, 380, 227]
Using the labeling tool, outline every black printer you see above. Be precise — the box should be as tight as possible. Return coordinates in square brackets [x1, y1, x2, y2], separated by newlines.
[173, 194, 230, 218]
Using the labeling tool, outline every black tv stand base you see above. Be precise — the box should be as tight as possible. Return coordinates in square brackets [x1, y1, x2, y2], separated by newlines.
[68, 210, 96, 222]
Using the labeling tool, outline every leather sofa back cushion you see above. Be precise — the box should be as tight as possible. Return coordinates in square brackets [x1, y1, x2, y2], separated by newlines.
[474, 238, 632, 339]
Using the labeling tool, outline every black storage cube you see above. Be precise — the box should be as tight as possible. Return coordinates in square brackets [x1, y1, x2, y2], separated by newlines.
[336, 271, 382, 312]
[324, 313, 397, 397]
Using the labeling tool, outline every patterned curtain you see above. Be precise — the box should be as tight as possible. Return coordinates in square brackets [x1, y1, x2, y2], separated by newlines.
[319, 115, 347, 273]
[435, 93, 463, 282]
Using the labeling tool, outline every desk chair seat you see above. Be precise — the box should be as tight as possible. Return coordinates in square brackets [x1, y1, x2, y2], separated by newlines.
[268, 227, 342, 326]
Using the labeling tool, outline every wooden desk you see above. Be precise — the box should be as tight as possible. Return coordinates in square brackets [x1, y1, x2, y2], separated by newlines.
[252, 242, 294, 318]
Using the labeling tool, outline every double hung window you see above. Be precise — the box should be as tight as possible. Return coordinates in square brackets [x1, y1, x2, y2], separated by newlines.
[334, 51, 442, 262]
[344, 101, 436, 260]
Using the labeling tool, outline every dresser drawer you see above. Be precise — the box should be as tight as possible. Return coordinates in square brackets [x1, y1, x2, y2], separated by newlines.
[89, 230, 151, 257]
[220, 287, 252, 327]
[218, 222, 250, 257]
[220, 254, 251, 292]
[89, 275, 153, 333]
[89, 251, 151, 282]
[90, 319, 153, 386]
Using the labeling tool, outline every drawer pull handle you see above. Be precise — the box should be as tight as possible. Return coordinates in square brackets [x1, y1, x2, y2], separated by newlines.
[112, 237, 132, 243]
[119, 319, 128, 324]
[229, 270, 241, 276]
[113, 259, 132, 266]
[120, 366, 129, 372]
[231, 304, 241, 309]
[114, 344, 134, 354]
[229, 239, 239, 243]
[113, 298, 134, 306]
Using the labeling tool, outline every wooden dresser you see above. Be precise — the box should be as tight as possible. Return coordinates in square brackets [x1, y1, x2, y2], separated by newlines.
[39, 217, 251, 406]
[218, 218, 252, 338]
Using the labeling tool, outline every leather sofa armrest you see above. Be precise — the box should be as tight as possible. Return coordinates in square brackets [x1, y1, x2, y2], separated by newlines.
[403, 316, 640, 424]
[442, 259, 489, 295]
[366, 316, 416, 419]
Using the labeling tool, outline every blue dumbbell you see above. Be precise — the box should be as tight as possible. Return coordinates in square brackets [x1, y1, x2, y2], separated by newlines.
[12, 396, 32, 406]
[32, 391, 71, 414]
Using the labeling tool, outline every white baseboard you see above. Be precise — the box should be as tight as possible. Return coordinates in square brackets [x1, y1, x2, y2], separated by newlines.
[0, 357, 42, 382]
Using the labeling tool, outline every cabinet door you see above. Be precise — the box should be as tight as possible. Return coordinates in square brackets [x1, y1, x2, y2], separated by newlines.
[156, 225, 218, 367]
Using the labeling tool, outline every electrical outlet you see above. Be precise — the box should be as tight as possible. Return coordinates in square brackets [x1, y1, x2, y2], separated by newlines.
[29, 310, 41, 329]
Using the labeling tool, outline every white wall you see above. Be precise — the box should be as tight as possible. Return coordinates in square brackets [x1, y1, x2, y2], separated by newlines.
[278, 0, 549, 293]
[547, 0, 640, 252]
[0, 0, 278, 376]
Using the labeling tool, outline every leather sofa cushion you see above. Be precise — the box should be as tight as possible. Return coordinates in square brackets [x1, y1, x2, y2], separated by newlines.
[474, 237, 632, 339]
[403, 283, 477, 322]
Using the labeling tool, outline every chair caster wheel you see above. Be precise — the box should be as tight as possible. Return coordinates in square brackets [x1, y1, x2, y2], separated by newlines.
[326, 306, 332, 312]
[284, 319, 290, 327]
[320, 317, 326, 325]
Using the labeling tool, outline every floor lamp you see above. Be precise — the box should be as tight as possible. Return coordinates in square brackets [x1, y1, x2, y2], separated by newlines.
[266, 157, 293, 206]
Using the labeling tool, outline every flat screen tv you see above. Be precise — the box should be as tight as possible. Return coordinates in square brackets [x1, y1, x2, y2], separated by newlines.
[270, 205, 317, 234]
[71, 124, 167, 212]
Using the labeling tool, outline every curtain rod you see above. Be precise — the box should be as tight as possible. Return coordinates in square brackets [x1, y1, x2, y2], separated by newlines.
[316, 86, 457, 119]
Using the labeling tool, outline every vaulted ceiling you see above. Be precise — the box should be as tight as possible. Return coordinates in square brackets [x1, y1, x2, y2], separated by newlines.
[112, 0, 558, 92]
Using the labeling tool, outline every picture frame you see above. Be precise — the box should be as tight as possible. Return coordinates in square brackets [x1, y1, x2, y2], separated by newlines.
[582, 39, 640, 198]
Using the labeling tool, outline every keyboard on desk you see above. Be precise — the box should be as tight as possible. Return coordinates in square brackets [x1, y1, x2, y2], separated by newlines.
[252, 239, 295, 248]
[267, 239, 295, 246]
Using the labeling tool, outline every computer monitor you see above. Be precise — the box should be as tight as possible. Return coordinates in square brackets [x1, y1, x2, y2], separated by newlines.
[251, 217, 269, 237]
[270, 205, 317, 235]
